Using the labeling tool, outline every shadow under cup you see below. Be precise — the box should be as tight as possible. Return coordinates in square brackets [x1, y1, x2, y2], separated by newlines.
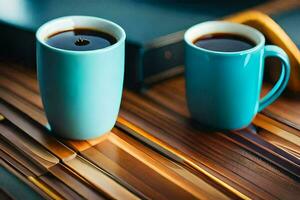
[36, 16, 126, 140]
[184, 21, 290, 130]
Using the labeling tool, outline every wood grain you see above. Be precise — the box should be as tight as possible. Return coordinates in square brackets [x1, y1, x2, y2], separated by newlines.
[0, 136, 46, 176]
[0, 138, 106, 200]
[63, 155, 139, 200]
[0, 62, 238, 199]
[0, 158, 54, 200]
[261, 84, 300, 130]
[0, 100, 76, 161]
[39, 174, 84, 200]
[81, 130, 231, 200]
[126, 87, 298, 172]
[0, 148, 37, 178]
[1, 54, 300, 200]
[47, 164, 107, 200]
[0, 100, 144, 199]
[0, 63, 39, 93]
[0, 120, 59, 170]
[119, 94, 300, 200]
[0, 142, 93, 200]
[0, 87, 47, 125]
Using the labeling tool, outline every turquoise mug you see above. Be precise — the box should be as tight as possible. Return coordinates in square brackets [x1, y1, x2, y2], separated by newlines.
[36, 16, 126, 139]
[184, 21, 290, 130]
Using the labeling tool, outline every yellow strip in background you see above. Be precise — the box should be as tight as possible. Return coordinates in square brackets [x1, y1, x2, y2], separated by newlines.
[28, 176, 64, 200]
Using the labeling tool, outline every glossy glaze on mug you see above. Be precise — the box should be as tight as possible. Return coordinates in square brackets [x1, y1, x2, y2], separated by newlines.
[36, 16, 126, 139]
[184, 21, 290, 130]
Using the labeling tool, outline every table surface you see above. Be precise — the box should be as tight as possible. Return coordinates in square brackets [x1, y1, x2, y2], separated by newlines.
[0, 0, 300, 199]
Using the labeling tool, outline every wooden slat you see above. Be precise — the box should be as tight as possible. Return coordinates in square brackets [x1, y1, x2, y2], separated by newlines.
[0, 100, 76, 161]
[112, 128, 241, 199]
[0, 69, 108, 151]
[258, 129, 300, 159]
[0, 149, 36, 178]
[261, 83, 300, 130]
[0, 97, 138, 199]
[63, 140, 92, 153]
[0, 158, 55, 200]
[0, 137, 46, 176]
[39, 174, 83, 200]
[254, 114, 300, 143]
[120, 111, 293, 199]
[63, 155, 139, 200]
[0, 87, 47, 125]
[0, 138, 95, 200]
[112, 129, 232, 199]
[0, 76, 42, 108]
[82, 133, 231, 200]
[0, 61, 238, 199]
[142, 75, 300, 168]
[47, 164, 107, 200]
[120, 90, 300, 200]
[27, 176, 64, 200]
[0, 142, 87, 200]
[222, 130, 300, 178]
[81, 146, 154, 200]
[1, 57, 300, 200]
[0, 63, 39, 93]
[129, 88, 300, 170]
[0, 120, 59, 170]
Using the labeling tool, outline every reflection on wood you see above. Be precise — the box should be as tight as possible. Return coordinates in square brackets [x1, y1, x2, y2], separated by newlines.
[0, 100, 76, 161]
[40, 173, 84, 200]
[64, 156, 139, 200]
[0, 120, 59, 170]
[112, 129, 231, 199]
[0, 148, 37, 178]
[0, 158, 53, 200]
[0, 63, 39, 93]
[261, 84, 300, 130]
[0, 87, 47, 125]
[27, 176, 64, 200]
[48, 164, 106, 199]
[0, 76, 42, 108]
[1, 62, 236, 199]
[120, 102, 298, 199]
[0, 61, 299, 200]
[0, 139, 86, 200]
[81, 130, 231, 199]
[0, 102, 142, 199]
[121, 80, 300, 199]
[0, 137, 46, 176]
[259, 129, 300, 159]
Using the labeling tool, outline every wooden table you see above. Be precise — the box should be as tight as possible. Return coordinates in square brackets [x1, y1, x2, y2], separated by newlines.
[0, 0, 300, 199]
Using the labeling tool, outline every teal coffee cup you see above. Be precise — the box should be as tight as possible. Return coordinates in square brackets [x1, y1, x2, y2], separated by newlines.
[184, 21, 290, 130]
[36, 16, 126, 139]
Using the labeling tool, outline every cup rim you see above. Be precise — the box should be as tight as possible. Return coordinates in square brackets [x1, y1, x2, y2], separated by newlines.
[36, 15, 126, 54]
[184, 21, 265, 55]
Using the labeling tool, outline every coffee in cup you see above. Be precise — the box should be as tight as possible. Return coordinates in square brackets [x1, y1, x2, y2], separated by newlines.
[46, 28, 117, 51]
[193, 32, 255, 52]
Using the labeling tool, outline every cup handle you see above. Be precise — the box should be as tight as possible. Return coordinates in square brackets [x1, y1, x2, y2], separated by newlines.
[258, 45, 290, 112]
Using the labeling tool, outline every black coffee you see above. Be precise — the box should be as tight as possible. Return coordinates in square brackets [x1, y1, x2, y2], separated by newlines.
[193, 33, 255, 52]
[46, 29, 117, 51]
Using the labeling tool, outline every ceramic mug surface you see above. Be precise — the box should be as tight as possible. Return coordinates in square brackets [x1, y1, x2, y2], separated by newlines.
[36, 16, 126, 139]
[184, 21, 290, 130]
